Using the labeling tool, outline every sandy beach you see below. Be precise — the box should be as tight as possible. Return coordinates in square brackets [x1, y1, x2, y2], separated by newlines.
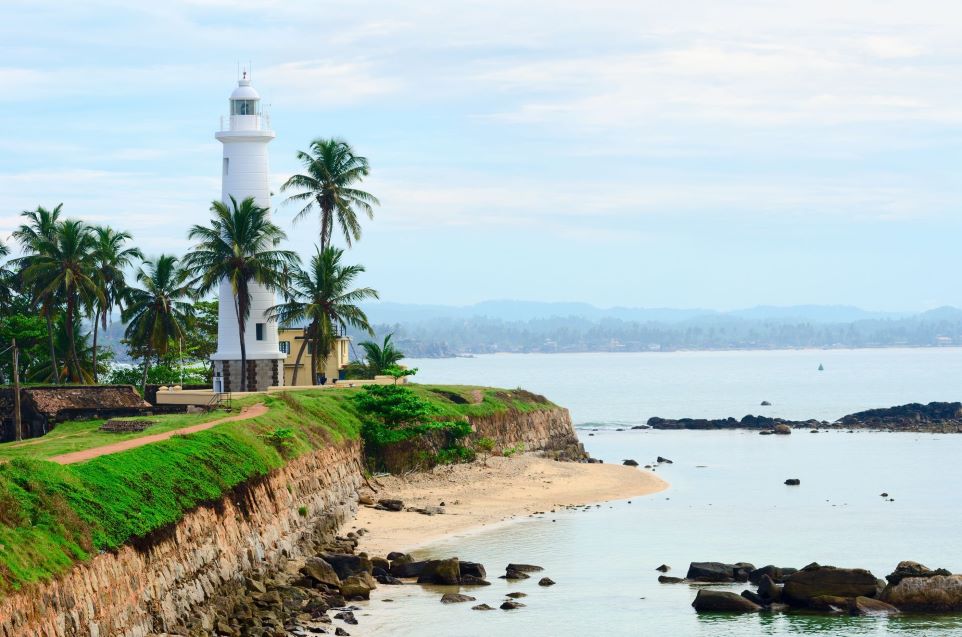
[349, 455, 669, 557]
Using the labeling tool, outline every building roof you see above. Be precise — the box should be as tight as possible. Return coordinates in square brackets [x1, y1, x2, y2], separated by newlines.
[23, 386, 151, 416]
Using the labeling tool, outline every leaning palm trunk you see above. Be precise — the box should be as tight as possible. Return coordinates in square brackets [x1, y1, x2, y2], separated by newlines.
[290, 327, 308, 386]
[65, 292, 80, 383]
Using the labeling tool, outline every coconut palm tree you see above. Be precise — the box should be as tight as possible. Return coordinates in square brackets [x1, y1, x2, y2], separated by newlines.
[122, 255, 193, 394]
[0, 239, 11, 312]
[266, 246, 378, 385]
[358, 333, 405, 376]
[280, 138, 379, 251]
[184, 196, 298, 391]
[13, 204, 64, 383]
[21, 220, 102, 383]
[89, 226, 143, 382]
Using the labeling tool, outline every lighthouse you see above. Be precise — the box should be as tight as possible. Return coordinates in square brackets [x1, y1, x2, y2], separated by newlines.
[210, 72, 285, 392]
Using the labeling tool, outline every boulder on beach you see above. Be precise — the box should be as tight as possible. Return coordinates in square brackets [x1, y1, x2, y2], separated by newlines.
[390, 559, 427, 578]
[459, 561, 487, 579]
[417, 558, 461, 585]
[339, 573, 377, 600]
[377, 498, 405, 511]
[440, 593, 476, 604]
[321, 553, 373, 580]
[691, 590, 762, 613]
[657, 456, 674, 464]
[386, 551, 407, 561]
[782, 565, 880, 607]
[623, 459, 639, 466]
[375, 573, 404, 585]
[300, 557, 341, 589]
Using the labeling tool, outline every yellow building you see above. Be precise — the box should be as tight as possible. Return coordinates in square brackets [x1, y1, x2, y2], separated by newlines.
[277, 328, 351, 387]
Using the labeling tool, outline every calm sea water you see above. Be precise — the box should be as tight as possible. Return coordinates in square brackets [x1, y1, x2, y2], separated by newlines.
[349, 349, 962, 636]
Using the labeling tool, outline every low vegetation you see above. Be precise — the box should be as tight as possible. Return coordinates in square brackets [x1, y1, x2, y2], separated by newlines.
[0, 384, 552, 596]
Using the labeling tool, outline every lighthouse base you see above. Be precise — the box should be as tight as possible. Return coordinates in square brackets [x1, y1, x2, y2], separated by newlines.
[213, 359, 282, 393]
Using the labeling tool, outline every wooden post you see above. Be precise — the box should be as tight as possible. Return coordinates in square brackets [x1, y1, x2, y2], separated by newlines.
[12, 338, 22, 442]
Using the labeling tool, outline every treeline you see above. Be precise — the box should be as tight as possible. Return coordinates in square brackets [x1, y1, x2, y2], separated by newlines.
[351, 313, 962, 357]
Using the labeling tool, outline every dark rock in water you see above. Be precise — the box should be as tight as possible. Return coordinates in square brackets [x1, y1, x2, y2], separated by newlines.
[656, 564, 670, 573]
[335, 629, 350, 637]
[656, 456, 673, 464]
[741, 590, 766, 606]
[761, 401, 772, 406]
[686, 562, 753, 582]
[774, 423, 792, 435]
[460, 561, 487, 579]
[502, 568, 530, 580]
[440, 593, 476, 604]
[884, 560, 951, 585]
[321, 553, 373, 580]
[334, 610, 358, 625]
[759, 430, 774, 435]
[538, 577, 556, 586]
[782, 565, 880, 607]
[376, 498, 404, 511]
[750, 565, 798, 585]
[784, 478, 801, 486]
[839, 401, 962, 431]
[339, 573, 377, 600]
[472, 603, 495, 611]
[880, 571, 962, 611]
[808, 595, 850, 612]
[386, 551, 407, 561]
[631, 425, 647, 430]
[375, 573, 404, 585]
[370, 556, 390, 572]
[623, 459, 639, 466]
[390, 559, 428, 578]
[500, 600, 526, 610]
[852, 596, 900, 615]
[506, 592, 527, 598]
[691, 590, 762, 613]
[417, 558, 461, 585]
[758, 575, 783, 602]
[460, 574, 491, 586]
[880, 493, 889, 498]
[658, 575, 684, 584]
[507, 563, 544, 573]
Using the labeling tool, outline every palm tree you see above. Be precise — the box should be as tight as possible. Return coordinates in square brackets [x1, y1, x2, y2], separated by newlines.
[13, 204, 64, 383]
[122, 255, 193, 394]
[358, 333, 404, 376]
[0, 239, 12, 312]
[267, 246, 378, 385]
[89, 226, 143, 382]
[280, 138, 379, 251]
[21, 220, 102, 383]
[184, 196, 298, 391]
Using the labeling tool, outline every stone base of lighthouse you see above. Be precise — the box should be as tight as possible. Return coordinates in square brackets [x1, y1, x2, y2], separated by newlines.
[214, 359, 282, 392]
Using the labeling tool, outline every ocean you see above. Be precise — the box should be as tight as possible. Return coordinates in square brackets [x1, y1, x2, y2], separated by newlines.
[352, 349, 962, 636]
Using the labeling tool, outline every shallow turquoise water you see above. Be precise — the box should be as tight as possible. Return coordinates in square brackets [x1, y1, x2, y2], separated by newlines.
[348, 350, 962, 636]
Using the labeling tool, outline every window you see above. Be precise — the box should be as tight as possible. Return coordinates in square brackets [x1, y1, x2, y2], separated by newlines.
[255, 323, 265, 341]
[223, 157, 229, 176]
[279, 341, 290, 355]
[231, 99, 258, 115]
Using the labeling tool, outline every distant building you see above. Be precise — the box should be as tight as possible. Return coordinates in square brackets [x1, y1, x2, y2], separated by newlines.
[0, 386, 151, 442]
[278, 328, 351, 386]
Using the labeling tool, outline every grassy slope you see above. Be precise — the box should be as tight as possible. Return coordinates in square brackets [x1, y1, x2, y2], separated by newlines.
[0, 385, 552, 597]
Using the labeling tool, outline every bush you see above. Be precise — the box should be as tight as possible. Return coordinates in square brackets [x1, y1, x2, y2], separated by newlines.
[262, 427, 296, 454]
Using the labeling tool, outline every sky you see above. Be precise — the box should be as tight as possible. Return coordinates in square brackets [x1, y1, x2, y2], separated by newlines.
[2, 0, 962, 311]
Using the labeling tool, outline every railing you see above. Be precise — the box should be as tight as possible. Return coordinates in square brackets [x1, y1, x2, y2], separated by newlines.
[207, 391, 232, 412]
[218, 113, 272, 132]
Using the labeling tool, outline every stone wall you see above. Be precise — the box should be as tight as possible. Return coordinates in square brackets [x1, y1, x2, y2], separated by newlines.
[0, 440, 363, 637]
[214, 359, 281, 393]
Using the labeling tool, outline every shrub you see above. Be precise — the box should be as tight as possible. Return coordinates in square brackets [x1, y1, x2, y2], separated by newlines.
[263, 427, 296, 454]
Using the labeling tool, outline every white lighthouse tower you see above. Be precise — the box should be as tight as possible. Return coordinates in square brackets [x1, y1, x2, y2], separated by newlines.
[210, 72, 285, 392]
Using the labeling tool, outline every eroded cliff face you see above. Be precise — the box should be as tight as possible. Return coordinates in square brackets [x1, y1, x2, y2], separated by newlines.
[0, 441, 362, 637]
[469, 407, 585, 459]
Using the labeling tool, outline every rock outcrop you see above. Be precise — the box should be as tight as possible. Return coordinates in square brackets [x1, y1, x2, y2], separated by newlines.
[782, 564, 881, 607]
[880, 562, 962, 611]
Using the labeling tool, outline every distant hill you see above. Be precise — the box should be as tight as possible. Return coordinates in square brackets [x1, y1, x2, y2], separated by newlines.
[350, 301, 962, 358]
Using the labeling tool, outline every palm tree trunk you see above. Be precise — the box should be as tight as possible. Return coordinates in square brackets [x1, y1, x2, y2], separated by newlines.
[141, 343, 152, 396]
[92, 309, 100, 384]
[310, 332, 319, 385]
[291, 329, 308, 386]
[320, 202, 332, 252]
[44, 307, 60, 384]
[235, 293, 248, 392]
[65, 292, 80, 383]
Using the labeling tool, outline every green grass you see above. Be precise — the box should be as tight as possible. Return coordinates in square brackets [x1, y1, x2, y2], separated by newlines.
[0, 384, 551, 597]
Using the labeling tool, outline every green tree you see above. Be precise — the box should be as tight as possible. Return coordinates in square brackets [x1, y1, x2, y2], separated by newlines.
[21, 220, 102, 383]
[89, 226, 143, 382]
[184, 196, 298, 391]
[358, 333, 404, 376]
[280, 138, 379, 251]
[0, 238, 13, 313]
[12, 204, 65, 383]
[183, 300, 219, 380]
[267, 246, 377, 386]
[122, 255, 193, 394]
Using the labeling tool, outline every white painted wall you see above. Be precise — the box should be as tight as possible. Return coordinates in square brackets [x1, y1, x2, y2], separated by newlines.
[211, 80, 285, 366]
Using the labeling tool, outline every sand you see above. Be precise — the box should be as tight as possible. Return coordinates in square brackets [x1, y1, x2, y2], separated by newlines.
[350, 455, 669, 557]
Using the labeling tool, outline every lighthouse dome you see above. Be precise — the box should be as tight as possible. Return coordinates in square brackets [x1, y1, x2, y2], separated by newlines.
[230, 78, 261, 101]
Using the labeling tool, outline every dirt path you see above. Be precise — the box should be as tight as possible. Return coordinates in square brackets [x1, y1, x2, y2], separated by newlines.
[48, 403, 269, 465]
